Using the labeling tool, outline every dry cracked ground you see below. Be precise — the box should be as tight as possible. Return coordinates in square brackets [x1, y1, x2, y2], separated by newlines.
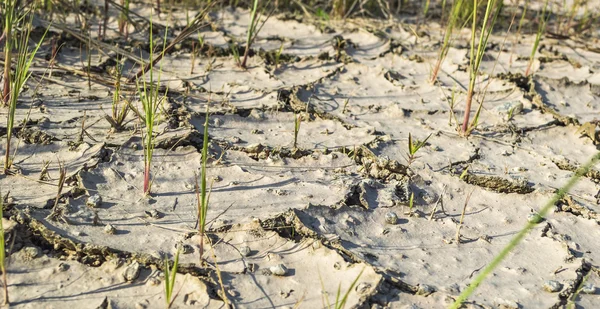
[1, 1, 600, 308]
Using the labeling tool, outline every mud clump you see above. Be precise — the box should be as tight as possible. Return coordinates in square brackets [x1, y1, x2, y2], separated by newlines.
[461, 174, 534, 194]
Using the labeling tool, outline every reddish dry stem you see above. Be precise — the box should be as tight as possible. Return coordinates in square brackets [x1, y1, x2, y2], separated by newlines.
[430, 57, 443, 83]
[143, 164, 151, 194]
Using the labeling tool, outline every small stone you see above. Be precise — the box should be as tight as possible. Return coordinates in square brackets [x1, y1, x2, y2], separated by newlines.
[416, 284, 436, 296]
[146, 277, 161, 286]
[580, 283, 596, 294]
[21, 246, 41, 260]
[240, 246, 251, 257]
[269, 264, 288, 276]
[355, 282, 372, 294]
[543, 280, 563, 293]
[104, 224, 116, 234]
[527, 213, 544, 224]
[144, 209, 160, 219]
[385, 212, 399, 225]
[123, 261, 141, 282]
[493, 101, 523, 117]
[87, 194, 102, 208]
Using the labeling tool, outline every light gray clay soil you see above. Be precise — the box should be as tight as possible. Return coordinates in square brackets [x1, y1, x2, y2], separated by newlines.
[0, 0, 600, 308]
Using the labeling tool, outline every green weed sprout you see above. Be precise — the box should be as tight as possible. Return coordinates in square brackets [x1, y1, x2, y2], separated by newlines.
[274, 42, 284, 71]
[293, 114, 301, 149]
[430, 0, 465, 83]
[406, 133, 431, 166]
[0, 192, 7, 305]
[3, 2, 48, 172]
[194, 105, 212, 261]
[321, 267, 365, 309]
[407, 192, 415, 216]
[137, 19, 168, 195]
[105, 56, 130, 131]
[525, 0, 549, 77]
[450, 151, 600, 308]
[461, 0, 501, 135]
[230, 43, 241, 66]
[163, 247, 181, 308]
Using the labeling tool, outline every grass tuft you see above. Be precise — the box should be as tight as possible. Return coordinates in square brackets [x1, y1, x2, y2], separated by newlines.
[163, 247, 181, 308]
[2, 1, 48, 173]
[136, 18, 169, 195]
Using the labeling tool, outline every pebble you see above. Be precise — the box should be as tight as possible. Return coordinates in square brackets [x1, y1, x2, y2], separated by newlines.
[123, 261, 141, 282]
[86, 194, 102, 208]
[581, 283, 596, 294]
[493, 101, 523, 117]
[385, 212, 399, 225]
[240, 246, 251, 257]
[21, 246, 41, 260]
[104, 224, 116, 234]
[144, 209, 160, 219]
[543, 280, 563, 293]
[269, 264, 288, 276]
[416, 284, 435, 296]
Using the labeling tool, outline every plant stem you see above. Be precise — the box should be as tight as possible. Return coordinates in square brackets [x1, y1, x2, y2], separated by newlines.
[241, 0, 259, 68]
[2, 3, 12, 106]
[462, 87, 474, 133]
[143, 163, 151, 194]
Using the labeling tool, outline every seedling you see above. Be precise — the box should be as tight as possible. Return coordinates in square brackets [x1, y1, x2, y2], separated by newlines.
[137, 19, 169, 195]
[163, 247, 181, 308]
[240, 0, 272, 68]
[406, 192, 415, 216]
[293, 113, 301, 149]
[320, 267, 365, 309]
[459, 166, 470, 180]
[568, 270, 591, 309]
[461, 0, 501, 135]
[194, 105, 212, 261]
[450, 151, 600, 308]
[525, 0, 549, 77]
[3, 3, 48, 172]
[230, 43, 241, 66]
[406, 133, 432, 166]
[0, 191, 8, 305]
[105, 56, 130, 131]
[274, 42, 284, 71]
